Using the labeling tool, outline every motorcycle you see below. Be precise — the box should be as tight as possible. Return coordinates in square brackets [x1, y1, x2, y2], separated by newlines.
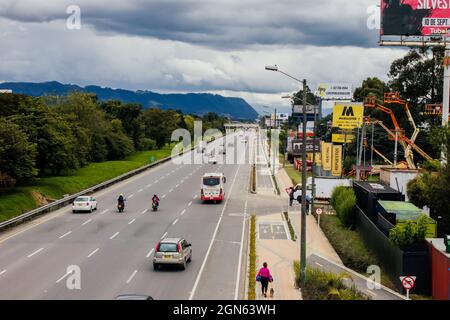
[152, 200, 159, 212]
[118, 202, 125, 212]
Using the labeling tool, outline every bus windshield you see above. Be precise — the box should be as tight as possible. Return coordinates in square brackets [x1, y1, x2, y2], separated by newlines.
[203, 177, 220, 186]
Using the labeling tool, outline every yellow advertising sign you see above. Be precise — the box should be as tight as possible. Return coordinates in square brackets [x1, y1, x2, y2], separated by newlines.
[332, 144, 343, 177]
[316, 150, 322, 165]
[332, 103, 364, 130]
[322, 143, 332, 171]
[332, 134, 355, 143]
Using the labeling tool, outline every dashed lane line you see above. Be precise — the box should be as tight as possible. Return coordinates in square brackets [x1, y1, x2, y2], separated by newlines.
[0, 270, 6, 276]
[141, 209, 148, 215]
[161, 232, 168, 239]
[110, 232, 120, 240]
[172, 219, 179, 225]
[87, 248, 99, 258]
[58, 231, 72, 239]
[27, 248, 44, 258]
[146, 248, 154, 258]
[82, 219, 92, 226]
[128, 218, 136, 225]
[100, 209, 108, 215]
[126, 270, 138, 284]
[180, 209, 186, 216]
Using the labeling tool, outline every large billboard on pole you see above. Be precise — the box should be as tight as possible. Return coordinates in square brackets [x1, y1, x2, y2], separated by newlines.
[332, 103, 364, 130]
[381, 0, 450, 37]
[316, 84, 353, 100]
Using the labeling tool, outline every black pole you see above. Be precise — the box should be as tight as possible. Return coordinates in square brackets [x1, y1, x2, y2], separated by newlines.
[300, 79, 307, 284]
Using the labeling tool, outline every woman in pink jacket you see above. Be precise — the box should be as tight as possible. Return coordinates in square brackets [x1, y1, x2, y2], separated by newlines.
[256, 262, 273, 297]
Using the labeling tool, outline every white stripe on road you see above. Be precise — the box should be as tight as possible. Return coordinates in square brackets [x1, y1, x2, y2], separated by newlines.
[110, 232, 120, 240]
[100, 209, 108, 215]
[162, 194, 167, 199]
[189, 164, 241, 300]
[58, 231, 72, 239]
[175, 184, 179, 188]
[0, 270, 6, 276]
[126, 270, 138, 284]
[128, 194, 134, 199]
[56, 271, 72, 284]
[234, 200, 247, 300]
[193, 195, 198, 199]
[82, 218, 92, 226]
[147, 184, 152, 188]
[188, 201, 192, 207]
[180, 209, 186, 216]
[138, 189, 143, 193]
[27, 248, 44, 258]
[128, 218, 136, 225]
[169, 188, 173, 193]
[172, 218, 179, 225]
[141, 209, 148, 215]
[161, 232, 168, 239]
[87, 248, 99, 258]
[146, 248, 154, 258]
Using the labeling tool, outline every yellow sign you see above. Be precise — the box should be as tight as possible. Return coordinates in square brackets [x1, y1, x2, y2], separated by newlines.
[322, 143, 332, 171]
[332, 134, 355, 143]
[332, 145, 343, 177]
[316, 150, 322, 165]
[332, 103, 364, 130]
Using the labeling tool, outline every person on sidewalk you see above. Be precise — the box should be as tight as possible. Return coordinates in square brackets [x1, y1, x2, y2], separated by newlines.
[288, 186, 295, 206]
[256, 262, 273, 298]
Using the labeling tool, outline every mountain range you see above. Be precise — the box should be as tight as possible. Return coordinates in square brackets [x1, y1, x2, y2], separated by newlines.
[0, 81, 259, 120]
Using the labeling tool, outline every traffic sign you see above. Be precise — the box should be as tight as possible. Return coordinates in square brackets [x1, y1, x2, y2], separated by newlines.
[316, 208, 323, 215]
[400, 276, 416, 299]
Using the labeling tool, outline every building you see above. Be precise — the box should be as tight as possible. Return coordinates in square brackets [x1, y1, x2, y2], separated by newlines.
[0, 89, 12, 94]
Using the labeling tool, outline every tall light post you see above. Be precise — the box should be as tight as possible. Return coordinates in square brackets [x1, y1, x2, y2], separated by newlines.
[263, 106, 277, 176]
[265, 65, 308, 283]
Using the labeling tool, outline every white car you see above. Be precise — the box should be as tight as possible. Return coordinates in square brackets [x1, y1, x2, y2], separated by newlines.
[72, 196, 98, 213]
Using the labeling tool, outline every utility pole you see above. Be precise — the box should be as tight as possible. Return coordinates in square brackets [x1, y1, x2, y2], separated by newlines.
[311, 102, 317, 215]
[273, 108, 277, 176]
[300, 79, 307, 284]
[442, 45, 450, 165]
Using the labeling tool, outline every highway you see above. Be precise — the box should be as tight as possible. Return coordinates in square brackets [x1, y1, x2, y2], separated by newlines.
[0, 130, 256, 300]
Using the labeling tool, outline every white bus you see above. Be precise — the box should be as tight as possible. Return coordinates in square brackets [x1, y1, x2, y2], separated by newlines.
[201, 173, 226, 203]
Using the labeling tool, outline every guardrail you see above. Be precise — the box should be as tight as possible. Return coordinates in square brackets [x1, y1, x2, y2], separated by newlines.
[0, 145, 197, 232]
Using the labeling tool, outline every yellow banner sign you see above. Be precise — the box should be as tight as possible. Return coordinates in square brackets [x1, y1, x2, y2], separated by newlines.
[332, 103, 364, 130]
[322, 143, 332, 171]
[332, 134, 355, 143]
[332, 144, 343, 177]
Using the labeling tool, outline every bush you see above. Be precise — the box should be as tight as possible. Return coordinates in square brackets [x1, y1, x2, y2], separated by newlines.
[320, 215, 378, 272]
[331, 186, 356, 227]
[294, 263, 368, 300]
[139, 138, 157, 151]
[248, 215, 257, 300]
[389, 215, 429, 248]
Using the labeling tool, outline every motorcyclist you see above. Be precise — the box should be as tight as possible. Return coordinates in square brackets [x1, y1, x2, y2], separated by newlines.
[118, 194, 125, 207]
[152, 194, 160, 208]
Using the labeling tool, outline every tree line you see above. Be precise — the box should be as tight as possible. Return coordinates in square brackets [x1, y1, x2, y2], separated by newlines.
[0, 92, 227, 186]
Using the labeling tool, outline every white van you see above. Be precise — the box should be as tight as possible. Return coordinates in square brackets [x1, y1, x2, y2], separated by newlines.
[201, 173, 226, 203]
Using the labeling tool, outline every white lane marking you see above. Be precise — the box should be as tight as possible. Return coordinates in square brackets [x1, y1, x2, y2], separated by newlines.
[56, 270, 72, 283]
[87, 248, 99, 258]
[58, 231, 72, 239]
[0, 270, 6, 276]
[27, 247, 44, 258]
[128, 194, 134, 199]
[161, 232, 168, 239]
[155, 179, 159, 183]
[138, 189, 143, 193]
[366, 290, 377, 297]
[315, 262, 323, 267]
[181, 180, 185, 183]
[180, 209, 186, 216]
[234, 200, 247, 300]
[175, 184, 180, 188]
[147, 184, 152, 188]
[141, 209, 148, 215]
[110, 232, 120, 240]
[146, 248, 154, 258]
[189, 164, 241, 300]
[162, 194, 167, 199]
[188, 201, 192, 207]
[128, 218, 136, 225]
[169, 188, 173, 193]
[172, 218, 179, 225]
[82, 218, 92, 226]
[100, 209, 108, 215]
[193, 195, 198, 199]
[126, 270, 138, 284]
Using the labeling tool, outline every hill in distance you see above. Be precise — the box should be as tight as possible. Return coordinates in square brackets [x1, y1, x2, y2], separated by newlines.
[0, 81, 258, 120]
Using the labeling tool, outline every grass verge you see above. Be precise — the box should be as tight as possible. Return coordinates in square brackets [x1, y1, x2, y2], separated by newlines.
[294, 262, 369, 300]
[283, 212, 297, 241]
[0, 145, 174, 222]
[248, 215, 257, 300]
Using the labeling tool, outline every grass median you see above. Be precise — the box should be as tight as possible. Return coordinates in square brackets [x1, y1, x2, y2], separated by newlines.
[0, 146, 174, 223]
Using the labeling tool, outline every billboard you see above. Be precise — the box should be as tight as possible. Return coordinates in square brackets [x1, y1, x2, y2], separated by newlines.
[316, 84, 353, 100]
[292, 139, 321, 155]
[332, 133, 356, 143]
[332, 103, 364, 130]
[322, 143, 332, 171]
[381, 0, 450, 37]
[332, 145, 343, 177]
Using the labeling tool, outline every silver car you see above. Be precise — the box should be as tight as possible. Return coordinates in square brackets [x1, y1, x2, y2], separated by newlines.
[153, 238, 192, 270]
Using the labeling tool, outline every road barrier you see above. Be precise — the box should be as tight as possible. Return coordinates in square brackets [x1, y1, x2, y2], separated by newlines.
[0, 145, 199, 232]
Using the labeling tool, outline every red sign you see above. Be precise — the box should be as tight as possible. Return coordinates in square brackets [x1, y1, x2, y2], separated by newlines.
[400, 276, 416, 290]
[381, 0, 450, 37]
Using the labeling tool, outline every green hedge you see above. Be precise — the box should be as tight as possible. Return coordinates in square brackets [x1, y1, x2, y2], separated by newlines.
[389, 215, 429, 248]
[248, 215, 257, 300]
[330, 186, 356, 227]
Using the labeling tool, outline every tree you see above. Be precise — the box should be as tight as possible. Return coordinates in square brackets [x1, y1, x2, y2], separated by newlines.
[0, 118, 37, 182]
[142, 108, 176, 149]
[353, 77, 388, 102]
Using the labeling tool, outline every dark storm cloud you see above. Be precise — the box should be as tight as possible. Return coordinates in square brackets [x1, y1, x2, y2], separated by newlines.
[0, 0, 379, 49]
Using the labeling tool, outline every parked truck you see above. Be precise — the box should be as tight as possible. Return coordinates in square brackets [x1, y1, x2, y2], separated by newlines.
[292, 176, 352, 203]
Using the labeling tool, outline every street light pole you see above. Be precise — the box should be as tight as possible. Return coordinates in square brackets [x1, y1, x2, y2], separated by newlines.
[300, 79, 307, 284]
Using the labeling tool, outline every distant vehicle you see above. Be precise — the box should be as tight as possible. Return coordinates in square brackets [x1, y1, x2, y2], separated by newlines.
[115, 294, 154, 300]
[153, 237, 192, 270]
[292, 177, 352, 203]
[208, 155, 218, 164]
[72, 196, 97, 213]
[201, 173, 226, 203]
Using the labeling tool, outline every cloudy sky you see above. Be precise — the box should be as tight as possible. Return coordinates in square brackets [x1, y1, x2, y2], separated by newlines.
[0, 0, 407, 113]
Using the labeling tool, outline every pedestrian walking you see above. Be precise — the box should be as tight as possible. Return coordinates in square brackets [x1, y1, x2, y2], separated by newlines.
[256, 262, 273, 298]
[288, 186, 295, 206]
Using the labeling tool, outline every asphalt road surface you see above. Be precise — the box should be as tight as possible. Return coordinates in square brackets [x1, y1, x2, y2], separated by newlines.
[0, 130, 255, 300]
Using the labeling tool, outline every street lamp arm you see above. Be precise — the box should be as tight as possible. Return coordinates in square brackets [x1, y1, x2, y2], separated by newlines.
[276, 70, 304, 84]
